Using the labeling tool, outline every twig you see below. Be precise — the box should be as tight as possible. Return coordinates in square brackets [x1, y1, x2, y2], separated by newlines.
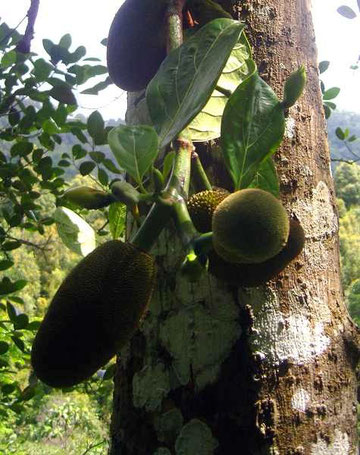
[16, 0, 40, 54]
[80, 440, 106, 455]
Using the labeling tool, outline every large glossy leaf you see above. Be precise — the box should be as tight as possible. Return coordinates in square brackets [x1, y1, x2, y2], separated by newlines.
[248, 158, 280, 198]
[53, 207, 96, 256]
[146, 19, 245, 148]
[108, 125, 159, 185]
[188, 38, 255, 142]
[221, 72, 285, 190]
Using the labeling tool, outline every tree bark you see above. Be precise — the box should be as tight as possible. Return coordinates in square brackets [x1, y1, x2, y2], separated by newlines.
[109, 1, 360, 454]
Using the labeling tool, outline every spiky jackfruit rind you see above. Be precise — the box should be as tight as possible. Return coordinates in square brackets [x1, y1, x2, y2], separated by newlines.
[208, 219, 304, 286]
[106, 0, 167, 91]
[187, 189, 229, 233]
[63, 186, 112, 209]
[31, 240, 156, 388]
[212, 189, 290, 264]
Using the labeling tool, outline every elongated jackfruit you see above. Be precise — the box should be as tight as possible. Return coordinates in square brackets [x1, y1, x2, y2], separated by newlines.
[212, 189, 290, 264]
[62, 186, 113, 209]
[31, 241, 156, 388]
[107, 0, 167, 91]
[187, 189, 229, 233]
[208, 219, 305, 286]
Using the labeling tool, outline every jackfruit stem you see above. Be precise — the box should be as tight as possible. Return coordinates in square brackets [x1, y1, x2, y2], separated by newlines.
[191, 152, 212, 191]
[130, 2, 196, 253]
[172, 196, 199, 248]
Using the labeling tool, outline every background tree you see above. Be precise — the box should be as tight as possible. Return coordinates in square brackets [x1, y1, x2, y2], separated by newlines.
[107, 1, 360, 454]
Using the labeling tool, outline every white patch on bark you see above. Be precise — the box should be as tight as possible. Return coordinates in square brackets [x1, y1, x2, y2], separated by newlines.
[249, 290, 331, 365]
[310, 429, 350, 455]
[291, 388, 310, 412]
[292, 180, 338, 240]
[285, 117, 296, 139]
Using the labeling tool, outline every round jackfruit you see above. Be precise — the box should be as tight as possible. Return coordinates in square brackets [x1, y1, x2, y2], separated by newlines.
[212, 189, 290, 264]
[107, 0, 167, 91]
[208, 219, 305, 286]
[62, 186, 112, 209]
[31, 241, 156, 388]
[187, 189, 229, 233]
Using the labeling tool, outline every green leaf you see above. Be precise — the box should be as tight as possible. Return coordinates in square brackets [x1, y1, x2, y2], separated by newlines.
[108, 125, 159, 185]
[11, 336, 26, 353]
[337, 5, 357, 18]
[2, 241, 22, 251]
[102, 158, 122, 174]
[221, 72, 285, 189]
[1, 50, 16, 68]
[323, 87, 340, 100]
[2, 383, 16, 395]
[59, 33, 72, 49]
[0, 278, 26, 296]
[335, 127, 345, 140]
[318, 61, 330, 74]
[324, 104, 331, 119]
[79, 161, 96, 176]
[188, 38, 255, 142]
[348, 135, 357, 142]
[87, 111, 106, 145]
[53, 207, 96, 256]
[49, 86, 77, 105]
[0, 260, 13, 271]
[147, 19, 245, 148]
[248, 158, 280, 198]
[7, 302, 17, 322]
[98, 168, 109, 186]
[14, 313, 29, 330]
[324, 101, 336, 110]
[0, 342, 9, 355]
[109, 202, 126, 240]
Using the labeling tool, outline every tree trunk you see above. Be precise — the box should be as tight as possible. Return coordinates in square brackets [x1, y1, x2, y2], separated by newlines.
[109, 0, 360, 453]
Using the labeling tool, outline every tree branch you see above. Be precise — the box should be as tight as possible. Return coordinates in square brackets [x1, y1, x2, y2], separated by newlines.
[16, 0, 40, 54]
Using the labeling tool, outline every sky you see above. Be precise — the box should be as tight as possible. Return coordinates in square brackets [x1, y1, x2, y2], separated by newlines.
[0, 0, 360, 119]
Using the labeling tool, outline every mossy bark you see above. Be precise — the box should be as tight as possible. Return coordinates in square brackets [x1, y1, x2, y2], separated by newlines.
[109, 1, 360, 453]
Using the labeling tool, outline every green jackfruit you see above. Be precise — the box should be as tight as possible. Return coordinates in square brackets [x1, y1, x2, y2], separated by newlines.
[208, 219, 305, 286]
[212, 189, 289, 264]
[31, 240, 156, 388]
[62, 186, 113, 209]
[107, 0, 167, 91]
[187, 189, 229, 233]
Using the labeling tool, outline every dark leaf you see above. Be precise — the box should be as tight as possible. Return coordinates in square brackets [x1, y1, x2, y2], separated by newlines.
[49, 86, 77, 105]
[335, 127, 345, 140]
[79, 161, 96, 176]
[318, 61, 330, 74]
[337, 5, 357, 18]
[103, 363, 116, 380]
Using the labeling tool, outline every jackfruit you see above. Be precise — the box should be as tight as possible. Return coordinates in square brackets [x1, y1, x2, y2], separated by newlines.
[208, 219, 305, 286]
[62, 186, 113, 209]
[107, 0, 167, 91]
[212, 189, 289, 264]
[187, 189, 229, 233]
[31, 240, 156, 388]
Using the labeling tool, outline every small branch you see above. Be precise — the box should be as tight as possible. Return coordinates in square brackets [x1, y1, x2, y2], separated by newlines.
[80, 440, 106, 455]
[16, 0, 40, 54]
[6, 235, 52, 252]
[191, 151, 212, 191]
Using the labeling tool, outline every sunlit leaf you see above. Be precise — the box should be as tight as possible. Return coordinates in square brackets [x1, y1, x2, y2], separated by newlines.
[108, 125, 159, 185]
[109, 202, 126, 240]
[53, 207, 96, 256]
[147, 19, 245, 148]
